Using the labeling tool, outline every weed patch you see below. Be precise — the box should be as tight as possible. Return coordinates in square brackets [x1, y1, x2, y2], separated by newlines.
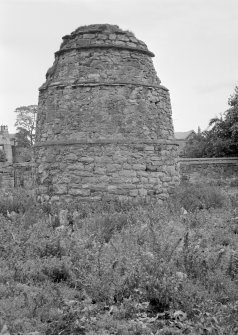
[0, 186, 238, 334]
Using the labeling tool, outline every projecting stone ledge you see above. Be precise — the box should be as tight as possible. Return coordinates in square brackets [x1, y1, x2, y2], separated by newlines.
[39, 81, 169, 92]
[55, 44, 155, 57]
[34, 139, 179, 147]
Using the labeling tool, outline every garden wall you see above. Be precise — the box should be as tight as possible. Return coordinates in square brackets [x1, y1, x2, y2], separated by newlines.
[179, 157, 238, 185]
[0, 163, 14, 190]
[0, 162, 34, 191]
[1, 157, 238, 193]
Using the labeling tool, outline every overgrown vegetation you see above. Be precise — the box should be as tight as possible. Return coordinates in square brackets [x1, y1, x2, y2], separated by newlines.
[0, 150, 7, 162]
[0, 185, 238, 334]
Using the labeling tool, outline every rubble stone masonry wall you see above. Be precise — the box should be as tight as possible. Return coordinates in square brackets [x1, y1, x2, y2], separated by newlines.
[34, 24, 180, 203]
[0, 163, 14, 190]
[1, 158, 238, 193]
[0, 162, 34, 191]
[180, 157, 238, 185]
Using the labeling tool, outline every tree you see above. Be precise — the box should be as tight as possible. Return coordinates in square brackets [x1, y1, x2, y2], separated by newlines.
[182, 86, 238, 158]
[206, 86, 238, 156]
[181, 129, 208, 158]
[15, 128, 32, 148]
[14, 105, 37, 147]
[226, 86, 238, 144]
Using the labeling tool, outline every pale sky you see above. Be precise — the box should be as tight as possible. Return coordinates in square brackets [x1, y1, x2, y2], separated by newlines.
[0, 0, 237, 133]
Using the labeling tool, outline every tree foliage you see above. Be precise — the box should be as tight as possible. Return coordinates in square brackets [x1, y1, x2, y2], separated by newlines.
[181, 129, 207, 158]
[183, 86, 238, 157]
[14, 105, 37, 147]
[0, 149, 7, 162]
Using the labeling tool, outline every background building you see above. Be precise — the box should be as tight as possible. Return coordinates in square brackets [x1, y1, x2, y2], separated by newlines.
[174, 130, 196, 154]
[0, 125, 15, 163]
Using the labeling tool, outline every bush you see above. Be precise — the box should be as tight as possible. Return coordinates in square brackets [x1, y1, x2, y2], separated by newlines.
[0, 149, 6, 162]
[0, 188, 35, 216]
[230, 178, 238, 187]
[169, 183, 229, 212]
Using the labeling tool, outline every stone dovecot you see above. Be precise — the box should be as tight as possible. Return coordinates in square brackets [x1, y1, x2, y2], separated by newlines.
[35, 24, 180, 203]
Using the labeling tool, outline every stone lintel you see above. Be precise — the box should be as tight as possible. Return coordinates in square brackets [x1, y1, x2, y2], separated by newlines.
[55, 44, 155, 57]
[34, 139, 179, 147]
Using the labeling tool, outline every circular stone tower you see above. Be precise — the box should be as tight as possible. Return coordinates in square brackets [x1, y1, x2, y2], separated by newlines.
[35, 24, 179, 203]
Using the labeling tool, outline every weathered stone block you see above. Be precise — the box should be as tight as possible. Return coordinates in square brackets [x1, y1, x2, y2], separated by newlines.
[106, 164, 121, 172]
[67, 163, 84, 170]
[53, 184, 68, 194]
[80, 157, 94, 163]
[144, 146, 154, 151]
[90, 184, 107, 192]
[129, 189, 138, 196]
[119, 170, 137, 177]
[109, 33, 116, 40]
[107, 185, 117, 191]
[161, 176, 171, 182]
[65, 153, 78, 161]
[69, 188, 90, 196]
[94, 167, 106, 174]
[137, 171, 148, 177]
[132, 164, 146, 170]
[139, 188, 147, 196]
[98, 34, 107, 40]
[83, 33, 95, 39]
